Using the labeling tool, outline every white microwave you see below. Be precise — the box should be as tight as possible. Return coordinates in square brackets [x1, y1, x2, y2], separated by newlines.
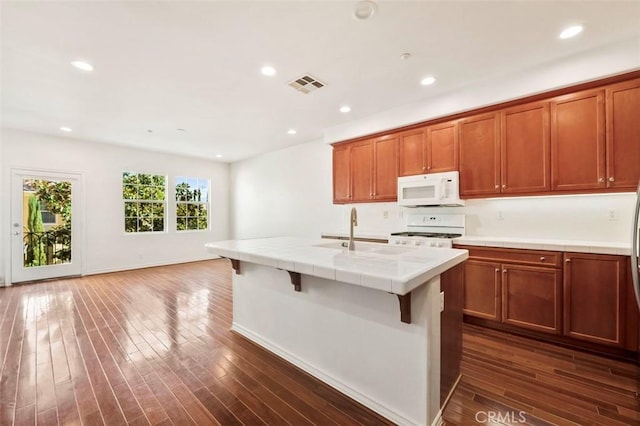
[397, 171, 465, 207]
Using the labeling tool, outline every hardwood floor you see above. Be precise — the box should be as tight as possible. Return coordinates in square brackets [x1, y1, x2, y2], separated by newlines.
[443, 325, 640, 425]
[0, 260, 392, 426]
[1, 259, 638, 425]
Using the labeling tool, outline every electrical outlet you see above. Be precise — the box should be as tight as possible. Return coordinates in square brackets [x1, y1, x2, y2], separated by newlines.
[383, 211, 389, 219]
[608, 208, 618, 221]
[497, 211, 504, 220]
[439, 291, 445, 312]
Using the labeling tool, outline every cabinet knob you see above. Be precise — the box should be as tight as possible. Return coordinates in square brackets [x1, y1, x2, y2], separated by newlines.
[565, 258, 571, 263]
[495, 268, 500, 273]
[427, 166, 431, 170]
[502, 269, 507, 273]
[502, 184, 506, 189]
[609, 177, 615, 182]
[598, 177, 605, 183]
[540, 256, 545, 261]
[495, 184, 499, 189]
[423, 166, 426, 171]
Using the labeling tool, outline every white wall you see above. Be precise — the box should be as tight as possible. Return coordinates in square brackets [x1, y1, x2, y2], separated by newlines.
[2, 128, 230, 284]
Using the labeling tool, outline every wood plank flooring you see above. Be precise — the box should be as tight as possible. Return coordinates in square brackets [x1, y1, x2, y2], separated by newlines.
[0, 260, 392, 426]
[1, 259, 638, 425]
[443, 325, 640, 425]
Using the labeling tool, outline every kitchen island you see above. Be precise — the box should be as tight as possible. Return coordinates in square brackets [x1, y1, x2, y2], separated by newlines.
[205, 237, 468, 426]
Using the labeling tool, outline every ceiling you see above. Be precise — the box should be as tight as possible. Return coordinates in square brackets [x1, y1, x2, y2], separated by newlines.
[2, 1, 639, 162]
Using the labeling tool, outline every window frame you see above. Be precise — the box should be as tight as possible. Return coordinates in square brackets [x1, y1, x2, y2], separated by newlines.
[175, 176, 210, 232]
[122, 171, 168, 234]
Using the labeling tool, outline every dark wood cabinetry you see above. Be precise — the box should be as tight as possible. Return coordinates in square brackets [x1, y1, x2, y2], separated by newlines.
[461, 247, 561, 334]
[563, 253, 626, 347]
[551, 89, 606, 191]
[332, 136, 398, 203]
[606, 78, 640, 189]
[398, 120, 458, 177]
[463, 260, 501, 321]
[459, 113, 501, 196]
[333, 71, 640, 203]
[459, 245, 639, 353]
[501, 101, 551, 193]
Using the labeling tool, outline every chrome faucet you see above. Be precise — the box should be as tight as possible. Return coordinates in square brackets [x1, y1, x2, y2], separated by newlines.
[348, 207, 358, 251]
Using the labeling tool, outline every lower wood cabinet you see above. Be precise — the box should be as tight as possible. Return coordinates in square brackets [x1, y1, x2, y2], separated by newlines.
[563, 252, 626, 347]
[458, 246, 638, 351]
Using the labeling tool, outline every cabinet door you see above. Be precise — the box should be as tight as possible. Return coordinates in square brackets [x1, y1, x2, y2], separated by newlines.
[373, 136, 398, 200]
[501, 101, 550, 193]
[398, 129, 426, 176]
[551, 89, 605, 191]
[350, 140, 374, 201]
[426, 120, 458, 173]
[606, 78, 640, 188]
[563, 253, 625, 347]
[333, 145, 351, 203]
[459, 112, 501, 196]
[502, 265, 561, 334]
[463, 260, 501, 321]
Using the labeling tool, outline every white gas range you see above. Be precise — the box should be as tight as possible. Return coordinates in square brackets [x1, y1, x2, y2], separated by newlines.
[389, 214, 465, 248]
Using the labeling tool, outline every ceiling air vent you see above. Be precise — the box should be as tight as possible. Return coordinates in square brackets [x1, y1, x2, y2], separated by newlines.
[288, 74, 326, 94]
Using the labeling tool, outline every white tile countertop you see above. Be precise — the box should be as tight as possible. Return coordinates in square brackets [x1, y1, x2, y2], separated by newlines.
[320, 231, 389, 241]
[454, 236, 631, 256]
[205, 237, 468, 295]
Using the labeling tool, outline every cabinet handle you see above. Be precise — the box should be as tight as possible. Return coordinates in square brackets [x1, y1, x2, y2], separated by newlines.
[598, 177, 605, 183]
[502, 269, 507, 273]
[609, 177, 615, 182]
[495, 268, 500, 272]
[540, 256, 545, 261]
[502, 184, 506, 189]
[565, 258, 571, 263]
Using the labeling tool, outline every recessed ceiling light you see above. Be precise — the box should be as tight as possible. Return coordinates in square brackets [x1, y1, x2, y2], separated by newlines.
[287, 129, 297, 135]
[559, 25, 583, 39]
[177, 128, 185, 132]
[59, 126, 72, 132]
[215, 154, 223, 158]
[71, 60, 94, 71]
[354, 0, 378, 20]
[339, 106, 351, 113]
[261, 66, 276, 76]
[421, 76, 436, 86]
[400, 53, 412, 60]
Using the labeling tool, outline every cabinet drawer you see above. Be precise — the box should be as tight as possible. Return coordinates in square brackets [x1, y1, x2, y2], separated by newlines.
[456, 245, 561, 268]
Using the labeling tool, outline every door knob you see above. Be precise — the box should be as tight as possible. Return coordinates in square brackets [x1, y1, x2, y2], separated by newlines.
[13, 231, 19, 236]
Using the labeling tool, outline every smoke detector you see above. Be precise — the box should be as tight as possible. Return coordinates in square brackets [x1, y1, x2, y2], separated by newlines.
[288, 74, 326, 94]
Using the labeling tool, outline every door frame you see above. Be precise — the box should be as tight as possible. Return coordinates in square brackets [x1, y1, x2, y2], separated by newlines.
[7, 168, 85, 285]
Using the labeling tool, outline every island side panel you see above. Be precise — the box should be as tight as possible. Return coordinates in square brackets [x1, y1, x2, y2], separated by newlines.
[230, 261, 441, 426]
[440, 262, 464, 407]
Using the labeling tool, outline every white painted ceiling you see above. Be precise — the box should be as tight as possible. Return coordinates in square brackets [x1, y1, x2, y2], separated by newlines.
[2, 1, 639, 162]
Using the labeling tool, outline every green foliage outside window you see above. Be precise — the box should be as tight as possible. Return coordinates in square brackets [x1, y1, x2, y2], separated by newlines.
[176, 177, 209, 231]
[123, 172, 166, 233]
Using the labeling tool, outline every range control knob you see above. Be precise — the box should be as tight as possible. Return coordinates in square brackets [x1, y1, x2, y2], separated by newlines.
[414, 241, 422, 246]
[430, 241, 436, 247]
[401, 240, 407, 245]
[394, 239, 400, 245]
[436, 242, 444, 247]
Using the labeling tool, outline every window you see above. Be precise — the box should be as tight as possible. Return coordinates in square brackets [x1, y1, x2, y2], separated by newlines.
[123, 172, 166, 233]
[175, 177, 209, 231]
[40, 201, 56, 224]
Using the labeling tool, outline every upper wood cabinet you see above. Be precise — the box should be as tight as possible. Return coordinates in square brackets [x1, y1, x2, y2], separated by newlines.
[398, 121, 458, 177]
[427, 121, 458, 173]
[606, 78, 640, 189]
[332, 136, 398, 203]
[551, 89, 606, 191]
[332, 145, 351, 203]
[459, 112, 501, 196]
[398, 129, 425, 176]
[373, 135, 398, 200]
[501, 101, 551, 193]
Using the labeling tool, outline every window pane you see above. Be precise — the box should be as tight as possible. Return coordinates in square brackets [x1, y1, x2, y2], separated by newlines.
[152, 203, 164, 217]
[177, 217, 187, 230]
[125, 218, 137, 233]
[198, 204, 208, 216]
[153, 175, 165, 186]
[123, 185, 137, 199]
[198, 217, 208, 230]
[123, 172, 138, 185]
[176, 203, 187, 217]
[152, 218, 164, 232]
[124, 202, 138, 217]
[138, 174, 152, 185]
[187, 217, 197, 230]
[138, 219, 152, 232]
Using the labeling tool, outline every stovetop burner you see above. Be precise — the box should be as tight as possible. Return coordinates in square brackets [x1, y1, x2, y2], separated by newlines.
[390, 232, 462, 239]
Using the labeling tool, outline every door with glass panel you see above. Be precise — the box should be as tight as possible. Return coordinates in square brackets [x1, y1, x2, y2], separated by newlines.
[10, 170, 82, 283]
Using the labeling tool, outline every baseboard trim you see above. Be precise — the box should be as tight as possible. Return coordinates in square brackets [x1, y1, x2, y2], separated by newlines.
[430, 409, 443, 426]
[439, 373, 461, 421]
[85, 256, 220, 276]
[231, 322, 421, 426]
